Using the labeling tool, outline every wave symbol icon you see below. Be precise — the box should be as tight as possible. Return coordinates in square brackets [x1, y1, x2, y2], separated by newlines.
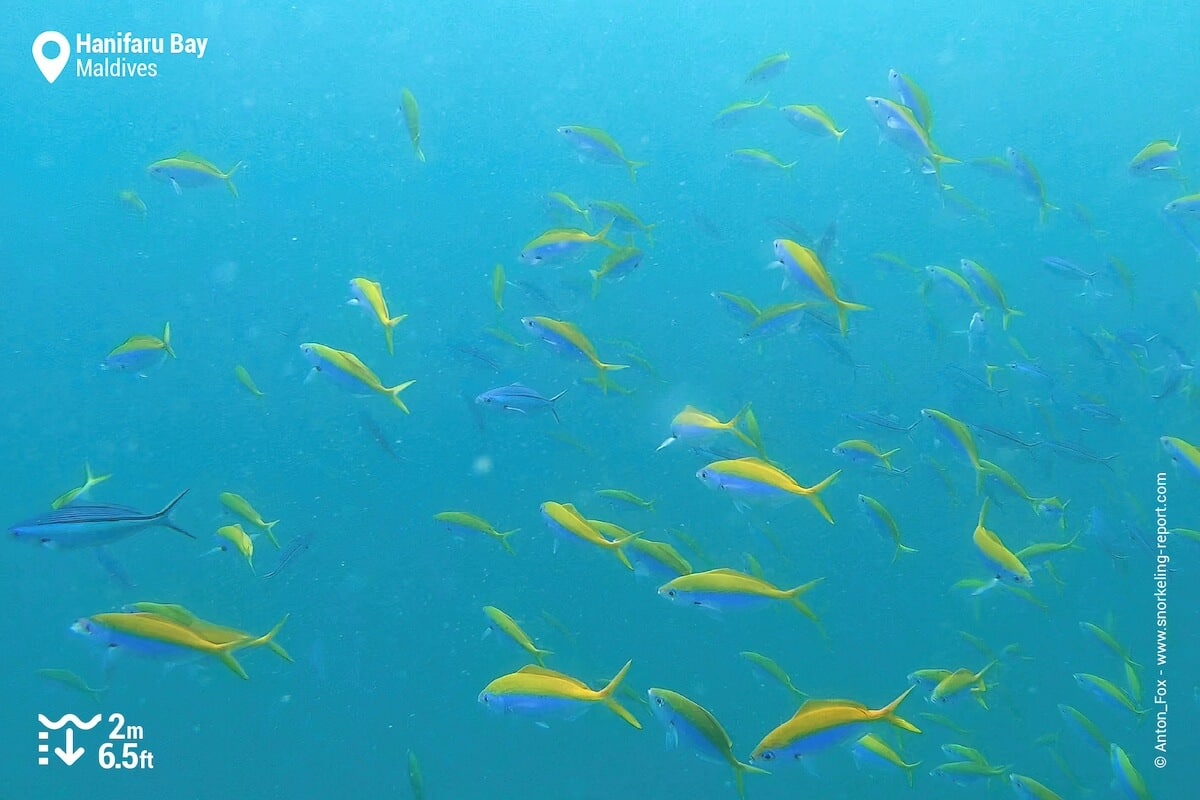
[38, 714, 103, 730]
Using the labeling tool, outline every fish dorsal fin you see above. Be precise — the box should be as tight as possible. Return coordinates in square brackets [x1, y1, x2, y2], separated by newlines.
[517, 665, 588, 688]
[707, 567, 749, 578]
[793, 698, 865, 717]
[175, 151, 219, 169]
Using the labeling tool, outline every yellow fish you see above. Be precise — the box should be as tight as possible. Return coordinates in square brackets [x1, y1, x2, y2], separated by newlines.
[215, 523, 255, 572]
[398, 88, 425, 162]
[51, 462, 112, 510]
[234, 365, 265, 397]
[483, 606, 552, 666]
[696, 458, 840, 524]
[479, 660, 642, 728]
[658, 568, 823, 622]
[771, 239, 870, 336]
[348, 278, 407, 355]
[300, 342, 416, 413]
[750, 687, 920, 763]
[219, 492, 280, 549]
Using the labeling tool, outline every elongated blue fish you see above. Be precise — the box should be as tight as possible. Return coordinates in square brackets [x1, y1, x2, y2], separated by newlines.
[9, 490, 192, 549]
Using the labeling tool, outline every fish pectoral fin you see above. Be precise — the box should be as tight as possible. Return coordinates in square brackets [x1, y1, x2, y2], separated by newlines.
[170, 178, 182, 195]
[503, 405, 528, 415]
[665, 722, 678, 750]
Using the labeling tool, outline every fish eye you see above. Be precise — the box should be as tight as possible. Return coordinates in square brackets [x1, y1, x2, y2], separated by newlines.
[654, 697, 664, 706]
[667, 590, 676, 598]
[761, 752, 774, 761]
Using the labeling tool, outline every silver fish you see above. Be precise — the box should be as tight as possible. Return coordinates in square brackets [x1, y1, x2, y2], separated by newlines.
[10, 490, 192, 549]
[475, 384, 566, 422]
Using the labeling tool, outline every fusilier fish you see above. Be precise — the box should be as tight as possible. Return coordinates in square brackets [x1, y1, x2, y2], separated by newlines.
[300, 343, 416, 413]
[558, 125, 647, 183]
[102, 323, 175, 375]
[347, 278, 407, 355]
[147, 152, 243, 197]
[478, 660, 641, 728]
[398, 88, 425, 162]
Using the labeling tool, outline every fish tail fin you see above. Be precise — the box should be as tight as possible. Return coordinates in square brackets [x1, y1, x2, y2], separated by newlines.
[154, 489, 193, 538]
[263, 520, 281, 549]
[415, 146, 426, 164]
[383, 314, 407, 355]
[268, 640, 294, 662]
[879, 685, 921, 733]
[533, 647, 553, 667]
[799, 470, 841, 524]
[499, 529, 519, 556]
[593, 218, 617, 248]
[834, 127, 847, 142]
[626, 160, 649, 184]
[214, 651, 250, 680]
[1039, 201, 1060, 226]
[733, 760, 771, 799]
[162, 322, 176, 358]
[594, 362, 629, 395]
[243, 614, 290, 651]
[1001, 307, 1025, 330]
[785, 577, 825, 622]
[833, 299, 871, 337]
[85, 461, 113, 490]
[223, 161, 244, 198]
[644, 223, 657, 247]
[892, 543, 919, 564]
[386, 379, 417, 413]
[609, 531, 643, 570]
[598, 660, 642, 728]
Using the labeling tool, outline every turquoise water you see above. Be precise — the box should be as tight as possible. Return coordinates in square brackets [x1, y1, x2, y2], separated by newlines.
[4, 2, 1198, 798]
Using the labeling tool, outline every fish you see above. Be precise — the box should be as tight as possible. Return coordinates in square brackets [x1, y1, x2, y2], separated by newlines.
[300, 342, 416, 413]
[1109, 744, 1151, 800]
[124, 602, 292, 662]
[887, 69, 934, 132]
[407, 750, 424, 800]
[10, 490, 192, 549]
[1161, 435, 1200, 480]
[727, 148, 797, 175]
[586, 200, 657, 243]
[478, 660, 641, 728]
[347, 278, 407, 355]
[864, 96, 958, 187]
[118, 189, 147, 215]
[928, 663, 995, 707]
[1009, 773, 1065, 800]
[475, 384, 566, 423]
[697, 457, 840, 524]
[519, 221, 615, 266]
[1128, 137, 1181, 179]
[647, 688, 768, 799]
[779, 104, 846, 141]
[36, 668, 107, 703]
[594, 523, 690, 580]
[540, 502, 639, 568]
[520, 316, 628, 391]
[1163, 192, 1200, 217]
[749, 687, 920, 763]
[713, 93, 772, 127]
[595, 489, 655, 512]
[657, 405, 757, 452]
[398, 88, 425, 162]
[833, 440, 900, 472]
[102, 322, 175, 375]
[857, 495, 918, 561]
[234, 365, 265, 397]
[589, 246, 644, 297]
[261, 532, 312, 580]
[658, 568, 823, 622]
[51, 463, 112, 510]
[930, 760, 1009, 787]
[959, 259, 1023, 330]
[740, 651, 807, 702]
[1006, 147, 1058, 223]
[745, 52, 790, 83]
[491, 264, 506, 310]
[213, 523, 255, 572]
[971, 499, 1032, 592]
[72, 611, 288, 680]
[483, 606, 552, 666]
[219, 492, 280, 549]
[920, 408, 985, 492]
[147, 152, 243, 197]
[557, 125, 647, 183]
[770, 239, 870, 336]
[434, 511, 518, 555]
[850, 734, 922, 786]
[1074, 673, 1146, 718]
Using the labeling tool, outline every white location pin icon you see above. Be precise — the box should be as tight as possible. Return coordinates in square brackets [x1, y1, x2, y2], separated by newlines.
[32, 31, 71, 84]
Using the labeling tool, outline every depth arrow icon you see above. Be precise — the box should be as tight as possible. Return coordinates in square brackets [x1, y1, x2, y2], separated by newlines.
[55, 728, 84, 766]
